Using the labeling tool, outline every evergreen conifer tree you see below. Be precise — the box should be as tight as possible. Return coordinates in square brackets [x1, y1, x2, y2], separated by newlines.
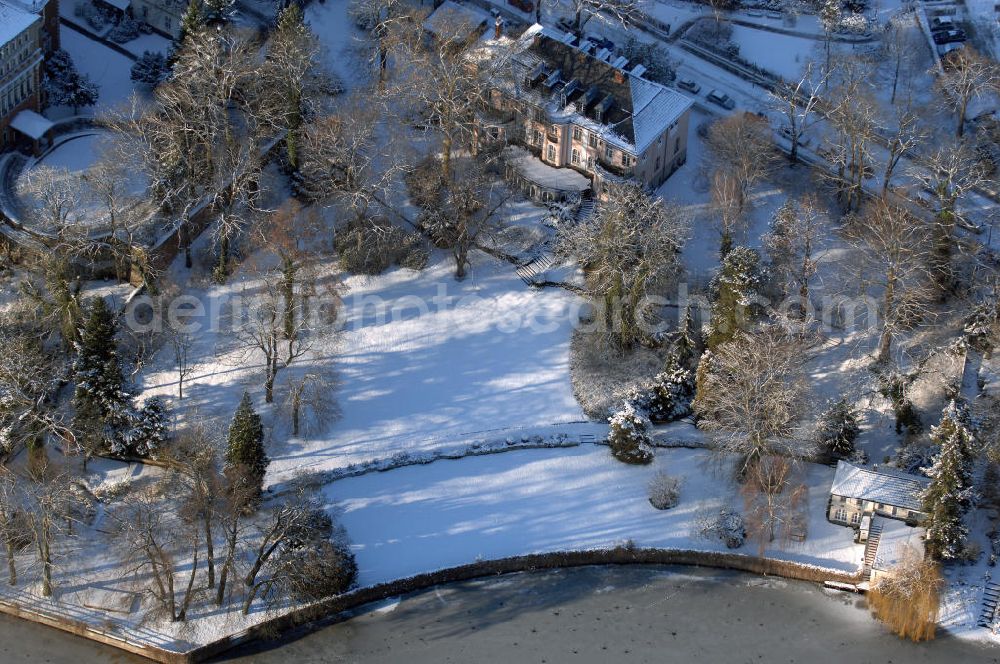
[922, 401, 975, 560]
[225, 392, 268, 496]
[817, 397, 861, 459]
[675, 305, 697, 369]
[647, 354, 695, 424]
[73, 298, 131, 455]
[707, 247, 764, 349]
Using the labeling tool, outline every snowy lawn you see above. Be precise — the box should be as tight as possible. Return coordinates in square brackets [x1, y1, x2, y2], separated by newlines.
[60, 27, 138, 111]
[324, 445, 864, 586]
[729, 24, 819, 80]
[267, 253, 588, 482]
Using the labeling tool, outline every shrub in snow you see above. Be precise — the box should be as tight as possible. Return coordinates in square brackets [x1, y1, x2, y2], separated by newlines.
[608, 402, 654, 464]
[816, 397, 861, 459]
[696, 506, 746, 549]
[646, 354, 694, 424]
[335, 218, 419, 275]
[74, 1, 107, 30]
[108, 16, 140, 43]
[282, 539, 358, 601]
[130, 51, 169, 88]
[648, 472, 681, 510]
[877, 371, 922, 437]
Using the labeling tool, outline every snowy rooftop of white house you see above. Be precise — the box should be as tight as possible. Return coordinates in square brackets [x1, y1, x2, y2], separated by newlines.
[499, 24, 693, 155]
[422, 0, 489, 40]
[0, 0, 39, 48]
[10, 109, 53, 140]
[830, 461, 930, 512]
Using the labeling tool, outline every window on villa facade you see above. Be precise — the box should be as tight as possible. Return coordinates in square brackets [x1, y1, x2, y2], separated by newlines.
[547, 145, 555, 161]
[604, 146, 613, 161]
[834, 508, 847, 522]
[850, 512, 860, 524]
[586, 156, 594, 170]
[622, 154, 632, 168]
[571, 149, 580, 165]
[532, 129, 542, 145]
[673, 136, 680, 154]
[589, 134, 597, 148]
[573, 127, 582, 141]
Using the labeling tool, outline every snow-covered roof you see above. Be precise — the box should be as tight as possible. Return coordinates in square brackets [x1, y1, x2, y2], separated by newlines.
[505, 147, 590, 192]
[423, 0, 488, 40]
[9, 109, 52, 140]
[502, 24, 692, 155]
[101, 0, 131, 11]
[830, 461, 930, 512]
[0, 0, 39, 48]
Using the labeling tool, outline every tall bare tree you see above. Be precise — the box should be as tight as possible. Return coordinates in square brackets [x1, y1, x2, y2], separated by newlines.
[694, 328, 812, 479]
[936, 48, 995, 138]
[843, 199, 933, 363]
[768, 62, 826, 164]
[763, 194, 824, 317]
[704, 114, 776, 219]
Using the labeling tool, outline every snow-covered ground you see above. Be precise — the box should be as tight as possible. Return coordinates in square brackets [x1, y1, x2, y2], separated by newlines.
[60, 26, 138, 110]
[138, 245, 588, 484]
[325, 445, 864, 586]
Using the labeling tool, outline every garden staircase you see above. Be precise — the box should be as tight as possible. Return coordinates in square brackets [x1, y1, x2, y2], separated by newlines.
[575, 194, 596, 224]
[515, 253, 555, 286]
[862, 521, 883, 578]
[978, 582, 1000, 629]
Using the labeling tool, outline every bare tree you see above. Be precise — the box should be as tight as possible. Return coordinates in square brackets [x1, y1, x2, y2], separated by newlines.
[417, 159, 512, 279]
[881, 107, 926, 195]
[704, 114, 776, 219]
[842, 198, 933, 363]
[114, 486, 200, 621]
[397, 23, 497, 181]
[768, 62, 826, 164]
[567, 0, 646, 31]
[881, 12, 921, 106]
[710, 170, 746, 257]
[908, 140, 989, 295]
[239, 491, 332, 615]
[284, 370, 340, 438]
[558, 181, 689, 350]
[824, 57, 879, 211]
[935, 48, 995, 138]
[16, 166, 88, 237]
[0, 326, 67, 454]
[741, 455, 808, 553]
[348, 0, 420, 90]
[236, 275, 312, 403]
[693, 328, 812, 479]
[23, 473, 73, 597]
[167, 424, 224, 589]
[0, 471, 24, 586]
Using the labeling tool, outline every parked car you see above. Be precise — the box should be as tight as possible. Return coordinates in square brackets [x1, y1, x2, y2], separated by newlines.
[938, 42, 965, 58]
[931, 15, 956, 30]
[779, 125, 810, 147]
[707, 89, 735, 110]
[677, 77, 701, 94]
[933, 29, 966, 44]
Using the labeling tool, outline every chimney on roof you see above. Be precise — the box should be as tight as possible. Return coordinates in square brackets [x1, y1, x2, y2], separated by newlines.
[613, 70, 624, 84]
[495, 16, 503, 39]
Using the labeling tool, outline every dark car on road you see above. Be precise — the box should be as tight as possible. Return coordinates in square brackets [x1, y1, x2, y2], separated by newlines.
[933, 29, 966, 44]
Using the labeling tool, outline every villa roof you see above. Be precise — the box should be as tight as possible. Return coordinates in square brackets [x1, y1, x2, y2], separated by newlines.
[0, 0, 39, 49]
[830, 461, 930, 512]
[506, 25, 692, 154]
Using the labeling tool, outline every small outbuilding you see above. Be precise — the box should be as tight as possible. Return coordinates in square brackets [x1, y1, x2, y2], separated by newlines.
[9, 109, 54, 155]
[828, 461, 930, 530]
